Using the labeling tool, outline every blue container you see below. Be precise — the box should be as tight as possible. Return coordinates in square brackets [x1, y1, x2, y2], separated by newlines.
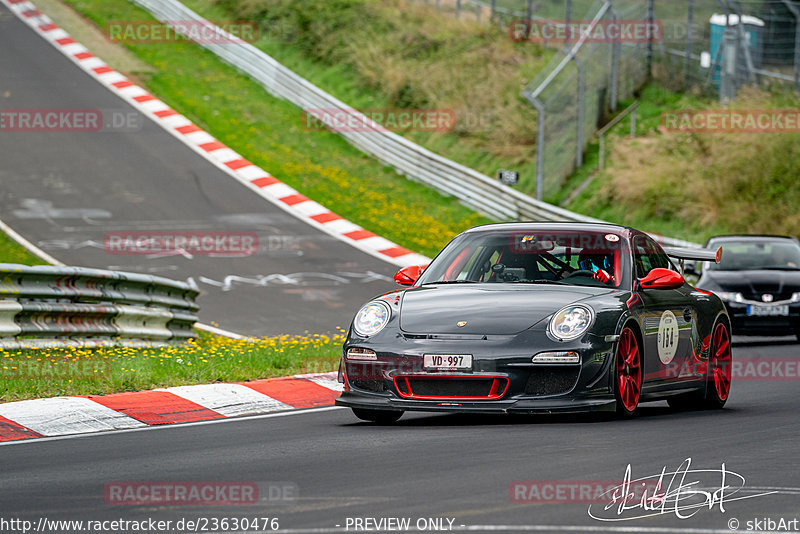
[709, 13, 764, 87]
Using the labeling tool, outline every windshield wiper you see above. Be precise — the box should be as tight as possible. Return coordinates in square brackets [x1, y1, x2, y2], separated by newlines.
[518, 279, 570, 285]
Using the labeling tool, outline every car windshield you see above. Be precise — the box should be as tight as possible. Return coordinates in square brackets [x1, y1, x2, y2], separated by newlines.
[417, 229, 627, 288]
[708, 240, 800, 271]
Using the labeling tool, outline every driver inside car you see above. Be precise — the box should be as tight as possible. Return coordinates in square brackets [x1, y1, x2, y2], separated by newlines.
[577, 250, 615, 284]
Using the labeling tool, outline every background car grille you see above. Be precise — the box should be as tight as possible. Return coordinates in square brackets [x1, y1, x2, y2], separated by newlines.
[524, 367, 580, 396]
[394, 375, 508, 400]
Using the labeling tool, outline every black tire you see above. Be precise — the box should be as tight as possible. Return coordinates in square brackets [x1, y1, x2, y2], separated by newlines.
[351, 408, 403, 424]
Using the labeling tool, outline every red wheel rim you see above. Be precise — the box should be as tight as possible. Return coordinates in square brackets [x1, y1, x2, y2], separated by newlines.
[710, 323, 732, 401]
[616, 328, 641, 412]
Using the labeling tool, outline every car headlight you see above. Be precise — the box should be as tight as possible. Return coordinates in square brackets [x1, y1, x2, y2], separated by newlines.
[352, 301, 391, 337]
[714, 291, 744, 303]
[548, 305, 594, 341]
[792, 293, 800, 303]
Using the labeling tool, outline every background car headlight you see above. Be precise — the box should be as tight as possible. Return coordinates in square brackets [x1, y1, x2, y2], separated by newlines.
[352, 301, 391, 337]
[714, 291, 744, 302]
[549, 305, 594, 341]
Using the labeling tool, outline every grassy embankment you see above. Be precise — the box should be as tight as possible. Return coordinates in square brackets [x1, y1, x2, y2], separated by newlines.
[199, 0, 800, 241]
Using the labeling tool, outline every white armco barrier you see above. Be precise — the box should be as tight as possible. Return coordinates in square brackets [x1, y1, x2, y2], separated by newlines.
[0, 264, 198, 348]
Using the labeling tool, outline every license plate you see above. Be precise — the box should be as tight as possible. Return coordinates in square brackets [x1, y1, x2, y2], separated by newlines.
[423, 354, 472, 370]
[747, 304, 789, 316]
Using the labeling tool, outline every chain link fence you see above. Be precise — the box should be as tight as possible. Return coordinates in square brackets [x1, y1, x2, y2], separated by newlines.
[418, 0, 799, 200]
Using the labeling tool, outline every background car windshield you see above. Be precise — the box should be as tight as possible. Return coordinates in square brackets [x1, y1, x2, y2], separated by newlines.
[418, 230, 625, 288]
[708, 240, 800, 271]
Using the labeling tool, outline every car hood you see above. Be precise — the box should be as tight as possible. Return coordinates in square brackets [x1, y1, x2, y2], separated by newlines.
[702, 270, 800, 298]
[399, 284, 611, 335]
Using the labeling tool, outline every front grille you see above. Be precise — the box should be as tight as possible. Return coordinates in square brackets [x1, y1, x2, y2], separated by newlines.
[351, 379, 387, 393]
[394, 375, 508, 400]
[741, 289, 793, 302]
[524, 367, 580, 396]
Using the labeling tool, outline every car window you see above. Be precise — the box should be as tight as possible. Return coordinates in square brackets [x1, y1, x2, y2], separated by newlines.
[633, 235, 670, 278]
[707, 240, 800, 271]
[418, 230, 626, 288]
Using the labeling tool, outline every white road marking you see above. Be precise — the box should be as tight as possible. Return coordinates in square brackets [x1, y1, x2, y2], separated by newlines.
[158, 383, 292, 417]
[0, 406, 344, 447]
[299, 372, 344, 392]
[0, 397, 146, 436]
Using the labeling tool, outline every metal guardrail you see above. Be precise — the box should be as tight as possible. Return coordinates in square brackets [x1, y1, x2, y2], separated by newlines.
[0, 264, 199, 348]
[131, 0, 699, 249]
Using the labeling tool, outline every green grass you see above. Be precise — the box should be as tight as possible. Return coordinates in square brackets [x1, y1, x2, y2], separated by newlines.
[0, 330, 344, 402]
[0, 230, 45, 266]
[186, 0, 553, 196]
[562, 84, 800, 241]
[0, 235, 343, 402]
[61, 0, 491, 258]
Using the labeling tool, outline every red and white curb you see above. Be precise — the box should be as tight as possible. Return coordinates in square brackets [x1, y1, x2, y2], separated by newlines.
[0, 372, 342, 442]
[1, 0, 430, 268]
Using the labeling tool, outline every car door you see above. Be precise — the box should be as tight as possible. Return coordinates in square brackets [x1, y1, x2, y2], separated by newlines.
[632, 235, 696, 386]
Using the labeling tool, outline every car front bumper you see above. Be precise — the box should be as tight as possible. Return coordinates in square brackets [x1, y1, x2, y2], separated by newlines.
[335, 389, 617, 414]
[336, 330, 619, 415]
[722, 302, 800, 336]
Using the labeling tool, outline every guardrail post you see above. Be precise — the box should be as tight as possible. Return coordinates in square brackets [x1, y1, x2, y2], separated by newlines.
[609, 2, 619, 111]
[720, 29, 738, 101]
[781, 0, 800, 90]
[646, 0, 654, 78]
[684, 0, 694, 88]
[531, 99, 546, 201]
[574, 56, 584, 168]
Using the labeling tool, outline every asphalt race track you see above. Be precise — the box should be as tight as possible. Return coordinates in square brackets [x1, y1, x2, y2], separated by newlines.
[2, 3, 800, 534]
[0, 337, 798, 533]
[0, 3, 397, 336]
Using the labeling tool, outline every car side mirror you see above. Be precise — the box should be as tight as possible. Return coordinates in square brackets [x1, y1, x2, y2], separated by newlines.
[639, 268, 685, 290]
[394, 265, 427, 286]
